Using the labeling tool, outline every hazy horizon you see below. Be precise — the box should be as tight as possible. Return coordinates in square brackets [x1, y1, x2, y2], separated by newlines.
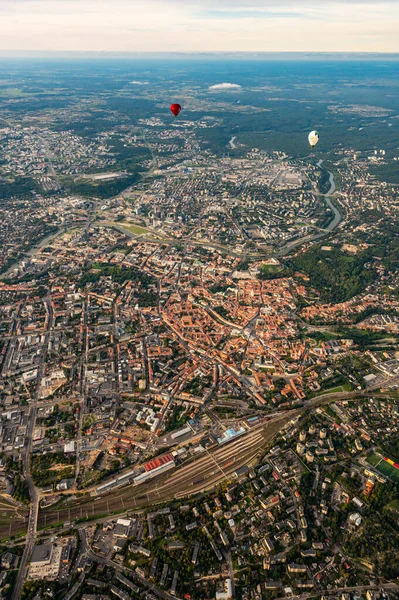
[0, 51, 398, 61]
[0, 0, 398, 53]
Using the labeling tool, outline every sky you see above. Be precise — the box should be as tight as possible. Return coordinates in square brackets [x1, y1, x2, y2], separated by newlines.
[0, 0, 398, 54]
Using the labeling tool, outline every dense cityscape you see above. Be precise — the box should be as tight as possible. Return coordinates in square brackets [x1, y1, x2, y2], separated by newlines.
[0, 57, 398, 600]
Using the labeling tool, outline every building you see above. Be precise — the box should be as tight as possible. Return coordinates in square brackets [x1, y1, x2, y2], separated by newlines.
[29, 543, 63, 581]
[296, 442, 305, 455]
[305, 450, 314, 463]
[114, 518, 132, 538]
[288, 563, 307, 574]
[64, 440, 76, 454]
[61, 545, 72, 564]
[191, 542, 200, 565]
[263, 537, 274, 553]
[217, 427, 246, 445]
[216, 578, 233, 600]
[348, 512, 362, 528]
[31, 544, 54, 567]
[1, 552, 19, 569]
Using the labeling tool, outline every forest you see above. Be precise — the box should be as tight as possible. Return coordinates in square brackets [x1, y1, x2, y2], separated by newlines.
[291, 245, 377, 303]
[79, 264, 157, 290]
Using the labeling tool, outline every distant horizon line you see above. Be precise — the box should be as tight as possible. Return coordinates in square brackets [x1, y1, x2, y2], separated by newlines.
[0, 50, 398, 60]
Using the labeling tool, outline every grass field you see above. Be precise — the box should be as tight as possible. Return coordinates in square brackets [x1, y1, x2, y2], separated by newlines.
[376, 459, 399, 484]
[259, 263, 281, 275]
[385, 499, 399, 513]
[109, 221, 150, 236]
[366, 452, 399, 483]
[311, 381, 352, 398]
[0, 87, 24, 97]
[367, 451, 382, 467]
[124, 224, 150, 235]
[312, 385, 344, 397]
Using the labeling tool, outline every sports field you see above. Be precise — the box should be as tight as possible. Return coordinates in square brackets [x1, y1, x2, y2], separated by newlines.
[366, 452, 399, 483]
[378, 457, 399, 483]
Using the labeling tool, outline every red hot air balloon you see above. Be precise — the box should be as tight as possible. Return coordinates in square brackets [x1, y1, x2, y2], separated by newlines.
[170, 103, 182, 117]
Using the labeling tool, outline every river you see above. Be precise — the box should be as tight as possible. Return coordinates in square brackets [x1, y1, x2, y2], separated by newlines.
[0, 228, 63, 279]
[317, 159, 341, 231]
[277, 160, 342, 256]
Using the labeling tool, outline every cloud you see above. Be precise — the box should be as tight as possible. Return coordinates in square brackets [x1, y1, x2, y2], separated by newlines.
[202, 9, 306, 19]
[130, 81, 149, 85]
[0, 0, 397, 52]
[209, 83, 243, 90]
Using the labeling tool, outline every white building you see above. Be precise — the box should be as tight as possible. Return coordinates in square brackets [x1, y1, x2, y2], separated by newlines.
[216, 579, 233, 600]
[64, 440, 76, 454]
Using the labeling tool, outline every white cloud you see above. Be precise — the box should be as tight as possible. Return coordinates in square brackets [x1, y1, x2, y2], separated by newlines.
[209, 83, 243, 90]
[0, 0, 397, 52]
[130, 81, 150, 85]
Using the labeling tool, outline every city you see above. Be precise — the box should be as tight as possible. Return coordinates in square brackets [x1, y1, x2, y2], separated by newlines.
[0, 55, 398, 600]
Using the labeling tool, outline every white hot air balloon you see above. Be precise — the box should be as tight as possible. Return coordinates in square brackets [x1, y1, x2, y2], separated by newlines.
[308, 130, 319, 148]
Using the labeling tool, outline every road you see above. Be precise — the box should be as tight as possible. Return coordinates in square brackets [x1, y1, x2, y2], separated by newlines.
[107, 221, 252, 259]
[276, 583, 398, 600]
[0, 228, 63, 280]
[73, 297, 88, 490]
[59, 529, 88, 600]
[1, 186, 98, 281]
[87, 548, 179, 600]
[12, 295, 54, 600]
[66, 517, 178, 600]
[36, 387, 381, 534]
[0, 388, 384, 542]
[62, 572, 85, 600]
[39, 137, 62, 189]
[225, 550, 236, 598]
[1, 385, 388, 544]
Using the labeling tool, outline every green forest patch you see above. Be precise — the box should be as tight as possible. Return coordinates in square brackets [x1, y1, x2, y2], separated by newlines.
[291, 245, 376, 303]
[62, 172, 140, 199]
[370, 163, 399, 184]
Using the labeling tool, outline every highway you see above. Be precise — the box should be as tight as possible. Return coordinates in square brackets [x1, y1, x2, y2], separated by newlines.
[12, 295, 53, 600]
[38, 412, 295, 530]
